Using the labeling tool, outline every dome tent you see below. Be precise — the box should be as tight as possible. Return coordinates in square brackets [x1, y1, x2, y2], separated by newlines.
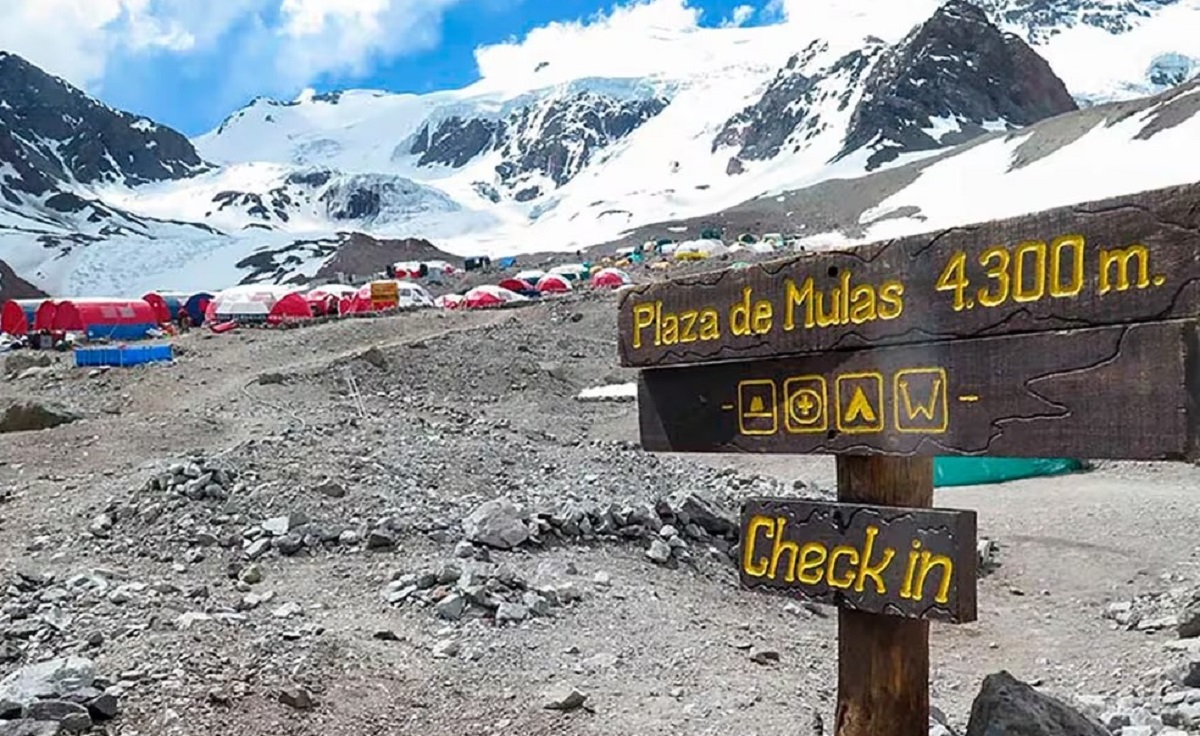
[535, 273, 573, 294]
[206, 285, 312, 325]
[463, 285, 527, 309]
[591, 268, 631, 288]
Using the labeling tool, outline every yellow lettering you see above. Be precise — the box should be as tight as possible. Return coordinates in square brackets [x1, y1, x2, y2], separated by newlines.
[878, 281, 904, 319]
[795, 542, 828, 584]
[840, 270, 852, 320]
[913, 551, 954, 604]
[935, 251, 970, 311]
[783, 277, 811, 331]
[632, 303, 655, 349]
[1012, 240, 1046, 303]
[661, 312, 678, 345]
[854, 526, 895, 594]
[741, 515, 773, 577]
[730, 286, 752, 336]
[977, 246, 1011, 307]
[899, 539, 922, 599]
[699, 308, 720, 340]
[679, 310, 699, 343]
[826, 545, 859, 589]
[1049, 234, 1085, 297]
[1099, 244, 1151, 294]
[768, 518, 800, 581]
[752, 299, 772, 334]
[849, 284, 877, 324]
[815, 283, 842, 327]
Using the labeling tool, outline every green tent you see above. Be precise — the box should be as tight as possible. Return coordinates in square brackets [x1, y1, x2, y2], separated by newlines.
[934, 457, 1084, 487]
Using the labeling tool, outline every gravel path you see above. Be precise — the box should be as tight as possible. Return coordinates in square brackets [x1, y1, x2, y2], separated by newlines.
[2, 291, 1199, 735]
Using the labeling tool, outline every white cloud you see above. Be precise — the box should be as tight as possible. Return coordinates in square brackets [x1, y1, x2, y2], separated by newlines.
[471, 0, 710, 87]
[721, 4, 755, 27]
[0, 0, 465, 95]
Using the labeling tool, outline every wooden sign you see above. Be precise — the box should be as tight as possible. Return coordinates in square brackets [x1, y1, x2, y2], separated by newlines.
[617, 180, 1200, 367]
[740, 497, 977, 623]
[370, 281, 399, 308]
[638, 320, 1200, 461]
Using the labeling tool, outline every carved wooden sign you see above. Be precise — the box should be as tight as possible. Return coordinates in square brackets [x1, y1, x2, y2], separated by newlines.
[637, 320, 1200, 460]
[739, 497, 977, 623]
[617, 180, 1200, 368]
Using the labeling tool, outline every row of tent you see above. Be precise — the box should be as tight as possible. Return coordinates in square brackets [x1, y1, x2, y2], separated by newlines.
[0, 265, 635, 341]
[437, 266, 633, 310]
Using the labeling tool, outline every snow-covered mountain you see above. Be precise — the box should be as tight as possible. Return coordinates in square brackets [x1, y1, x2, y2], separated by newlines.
[1, 0, 1198, 297]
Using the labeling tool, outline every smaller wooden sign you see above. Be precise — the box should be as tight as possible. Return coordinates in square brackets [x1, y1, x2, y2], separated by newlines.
[740, 497, 977, 623]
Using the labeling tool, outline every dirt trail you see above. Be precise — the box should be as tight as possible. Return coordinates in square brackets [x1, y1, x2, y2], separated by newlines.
[2, 294, 1199, 736]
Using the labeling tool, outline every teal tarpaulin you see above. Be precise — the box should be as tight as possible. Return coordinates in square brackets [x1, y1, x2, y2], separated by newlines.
[934, 457, 1084, 487]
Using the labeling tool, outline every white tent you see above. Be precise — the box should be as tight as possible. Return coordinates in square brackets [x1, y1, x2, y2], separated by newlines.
[548, 264, 589, 281]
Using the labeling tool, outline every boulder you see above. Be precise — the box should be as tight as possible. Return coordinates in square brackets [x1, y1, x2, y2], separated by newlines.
[677, 493, 736, 537]
[0, 401, 80, 434]
[0, 657, 95, 706]
[965, 671, 1108, 736]
[463, 497, 529, 549]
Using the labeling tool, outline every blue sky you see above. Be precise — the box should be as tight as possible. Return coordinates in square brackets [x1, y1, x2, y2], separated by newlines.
[0, 0, 781, 137]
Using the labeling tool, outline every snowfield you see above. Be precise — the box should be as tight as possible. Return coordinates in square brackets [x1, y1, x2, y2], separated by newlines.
[2, 0, 1200, 296]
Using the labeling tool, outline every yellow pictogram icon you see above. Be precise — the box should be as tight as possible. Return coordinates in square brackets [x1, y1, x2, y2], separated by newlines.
[737, 379, 778, 435]
[835, 372, 884, 434]
[894, 367, 949, 433]
[784, 375, 828, 434]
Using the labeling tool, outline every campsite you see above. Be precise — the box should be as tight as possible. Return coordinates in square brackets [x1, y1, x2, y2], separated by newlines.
[3, 217, 1200, 736]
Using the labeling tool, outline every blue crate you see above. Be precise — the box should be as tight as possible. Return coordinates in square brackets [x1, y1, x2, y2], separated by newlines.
[74, 344, 174, 368]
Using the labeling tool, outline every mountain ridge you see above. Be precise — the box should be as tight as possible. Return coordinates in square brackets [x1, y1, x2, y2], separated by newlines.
[0, 0, 1198, 298]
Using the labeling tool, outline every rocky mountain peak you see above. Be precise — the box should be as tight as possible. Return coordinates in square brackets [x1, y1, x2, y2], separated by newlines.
[407, 89, 667, 202]
[836, 0, 1078, 168]
[0, 51, 209, 203]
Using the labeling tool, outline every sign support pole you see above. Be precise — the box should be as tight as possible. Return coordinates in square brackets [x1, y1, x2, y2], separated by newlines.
[835, 455, 933, 736]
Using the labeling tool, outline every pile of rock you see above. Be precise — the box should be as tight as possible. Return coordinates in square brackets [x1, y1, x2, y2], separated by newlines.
[1104, 581, 1200, 636]
[460, 491, 740, 561]
[381, 561, 584, 625]
[140, 456, 243, 502]
[0, 657, 120, 734]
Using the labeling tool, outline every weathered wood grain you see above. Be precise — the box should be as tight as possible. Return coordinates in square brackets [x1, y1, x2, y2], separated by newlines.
[638, 320, 1200, 460]
[834, 456, 934, 736]
[739, 497, 976, 622]
[618, 179, 1200, 367]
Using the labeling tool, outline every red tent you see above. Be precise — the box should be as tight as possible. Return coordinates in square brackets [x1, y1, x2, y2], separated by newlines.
[463, 285, 527, 309]
[305, 285, 356, 317]
[34, 300, 56, 331]
[1, 299, 45, 336]
[497, 278, 534, 294]
[53, 299, 158, 340]
[591, 268, 632, 288]
[265, 293, 313, 325]
[206, 285, 312, 325]
[536, 273, 573, 294]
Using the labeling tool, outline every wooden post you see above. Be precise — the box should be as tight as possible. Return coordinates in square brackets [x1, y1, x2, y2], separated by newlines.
[835, 455, 933, 736]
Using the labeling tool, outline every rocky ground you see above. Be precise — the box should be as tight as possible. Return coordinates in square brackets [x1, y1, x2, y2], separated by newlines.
[3, 288, 1200, 735]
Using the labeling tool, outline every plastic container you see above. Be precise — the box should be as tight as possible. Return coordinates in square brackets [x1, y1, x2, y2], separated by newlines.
[73, 344, 174, 368]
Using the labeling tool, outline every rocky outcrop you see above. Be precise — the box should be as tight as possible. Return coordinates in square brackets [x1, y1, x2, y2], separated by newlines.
[714, 40, 882, 162]
[0, 51, 208, 202]
[408, 91, 667, 197]
[838, 0, 1077, 169]
[0, 261, 47, 301]
[965, 671, 1109, 736]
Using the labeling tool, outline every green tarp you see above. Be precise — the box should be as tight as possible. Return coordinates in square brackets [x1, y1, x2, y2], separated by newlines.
[934, 457, 1084, 487]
